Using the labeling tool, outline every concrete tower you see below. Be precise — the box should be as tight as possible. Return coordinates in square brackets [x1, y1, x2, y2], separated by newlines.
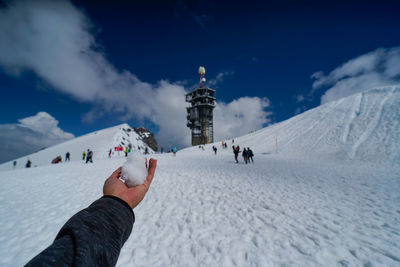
[186, 66, 216, 146]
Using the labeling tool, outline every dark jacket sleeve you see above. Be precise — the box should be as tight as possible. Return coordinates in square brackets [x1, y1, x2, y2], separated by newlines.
[25, 196, 135, 267]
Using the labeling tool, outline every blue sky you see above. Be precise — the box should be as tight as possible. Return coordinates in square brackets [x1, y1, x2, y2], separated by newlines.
[0, 0, 400, 162]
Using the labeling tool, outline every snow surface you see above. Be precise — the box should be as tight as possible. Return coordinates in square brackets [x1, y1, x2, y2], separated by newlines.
[0, 123, 154, 171]
[0, 87, 399, 266]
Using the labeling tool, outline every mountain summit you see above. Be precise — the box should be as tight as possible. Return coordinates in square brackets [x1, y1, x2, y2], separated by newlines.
[0, 123, 156, 170]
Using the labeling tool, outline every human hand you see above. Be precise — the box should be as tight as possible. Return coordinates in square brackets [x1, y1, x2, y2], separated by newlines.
[103, 158, 157, 209]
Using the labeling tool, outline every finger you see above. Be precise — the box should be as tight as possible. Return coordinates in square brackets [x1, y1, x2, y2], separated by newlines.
[145, 159, 157, 186]
[147, 159, 157, 177]
[110, 166, 122, 179]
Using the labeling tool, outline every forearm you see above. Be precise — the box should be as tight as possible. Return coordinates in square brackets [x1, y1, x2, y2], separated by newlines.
[26, 196, 135, 267]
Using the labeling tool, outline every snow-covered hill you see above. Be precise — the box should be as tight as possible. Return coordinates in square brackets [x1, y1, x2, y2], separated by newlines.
[214, 86, 399, 164]
[0, 123, 155, 171]
[0, 87, 399, 266]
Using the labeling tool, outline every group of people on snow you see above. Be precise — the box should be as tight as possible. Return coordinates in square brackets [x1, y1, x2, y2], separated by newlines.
[14, 152, 71, 169]
[232, 145, 254, 164]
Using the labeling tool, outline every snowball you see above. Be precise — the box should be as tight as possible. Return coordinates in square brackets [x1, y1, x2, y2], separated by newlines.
[121, 152, 148, 188]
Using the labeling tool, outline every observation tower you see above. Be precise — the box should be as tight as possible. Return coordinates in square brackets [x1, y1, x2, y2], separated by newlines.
[186, 66, 216, 146]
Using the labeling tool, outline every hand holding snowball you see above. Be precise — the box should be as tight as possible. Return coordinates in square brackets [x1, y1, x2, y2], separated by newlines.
[103, 158, 157, 209]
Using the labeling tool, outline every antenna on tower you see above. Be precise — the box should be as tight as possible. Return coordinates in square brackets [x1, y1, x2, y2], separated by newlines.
[198, 66, 206, 87]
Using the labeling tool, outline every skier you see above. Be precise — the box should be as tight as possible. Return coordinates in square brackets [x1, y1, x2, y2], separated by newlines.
[82, 151, 86, 161]
[172, 147, 177, 156]
[212, 146, 217, 155]
[125, 147, 129, 157]
[13, 161, 17, 169]
[26, 159, 32, 168]
[242, 148, 248, 164]
[86, 150, 93, 163]
[247, 147, 254, 163]
[65, 152, 70, 162]
[25, 159, 158, 266]
[109, 148, 112, 158]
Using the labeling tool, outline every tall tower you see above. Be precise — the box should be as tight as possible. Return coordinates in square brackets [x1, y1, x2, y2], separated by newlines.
[186, 66, 216, 146]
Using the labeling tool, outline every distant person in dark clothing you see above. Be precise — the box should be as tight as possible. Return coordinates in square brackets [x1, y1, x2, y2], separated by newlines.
[109, 148, 112, 158]
[26, 159, 31, 168]
[65, 152, 70, 161]
[247, 147, 254, 163]
[212, 146, 217, 155]
[145, 147, 149, 155]
[242, 148, 249, 164]
[233, 145, 240, 163]
[86, 150, 93, 163]
[13, 161, 17, 169]
[26, 159, 157, 267]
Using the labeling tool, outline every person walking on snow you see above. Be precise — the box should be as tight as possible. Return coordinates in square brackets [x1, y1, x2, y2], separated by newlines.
[65, 152, 70, 161]
[172, 147, 177, 156]
[125, 147, 129, 157]
[247, 147, 254, 163]
[86, 150, 93, 163]
[82, 151, 86, 161]
[109, 148, 112, 158]
[213, 145, 217, 155]
[233, 145, 240, 163]
[242, 148, 249, 164]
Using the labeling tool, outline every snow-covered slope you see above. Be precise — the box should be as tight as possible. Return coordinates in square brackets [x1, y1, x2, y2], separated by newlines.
[215, 86, 399, 164]
[0, 151, 399, 266]
[0, 87, 399, 266]
[0, 123, 155, 171]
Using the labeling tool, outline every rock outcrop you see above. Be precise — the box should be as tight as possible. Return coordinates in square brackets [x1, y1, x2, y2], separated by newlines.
[133, 127, 158, 152]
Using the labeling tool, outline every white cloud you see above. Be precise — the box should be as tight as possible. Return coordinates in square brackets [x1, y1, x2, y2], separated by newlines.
[296, 94, 305, 103]
[208, 71, 234, 87]
[0, 112, 74, 163]
[311, 47, 400, 104]
[214, 97, 271, 140]
[0, 0, 272, 149]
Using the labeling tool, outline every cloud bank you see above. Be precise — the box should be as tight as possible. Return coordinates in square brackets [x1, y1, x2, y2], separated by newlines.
[311, 47, 400, 104]
[0, 0, 271, 149]
[0, 112, 74, 163]
[214, 97, 271, 140]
